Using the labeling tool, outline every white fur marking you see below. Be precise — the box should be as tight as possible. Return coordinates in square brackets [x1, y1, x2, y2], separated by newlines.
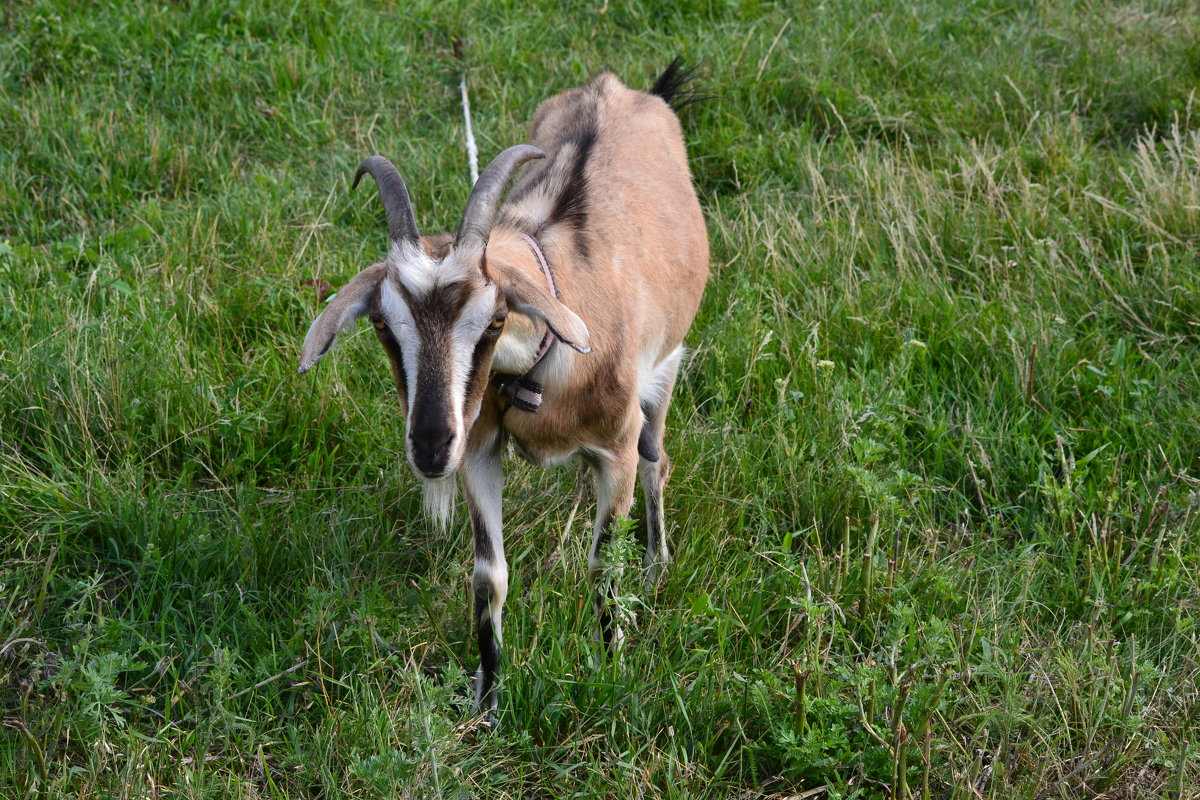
[422, 476, 457, 529]
[491, 312, 544, 374]
[464, 448, 507, 643]
[449, 283, 500, 404]
[380, 279, 422, 402]
[388, 241, 436, 295]
[474, 560, 509, 642]
[637, 345, 685, 413]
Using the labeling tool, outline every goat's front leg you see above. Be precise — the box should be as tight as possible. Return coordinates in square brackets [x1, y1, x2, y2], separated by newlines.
[460, 439, 507, 727]
[586, 444, 639, 651]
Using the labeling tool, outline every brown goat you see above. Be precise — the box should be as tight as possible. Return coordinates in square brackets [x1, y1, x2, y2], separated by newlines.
[298, 61, 709, 725]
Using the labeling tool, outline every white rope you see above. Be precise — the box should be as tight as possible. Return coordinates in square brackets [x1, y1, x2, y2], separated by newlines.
[460, 72, 479, 186]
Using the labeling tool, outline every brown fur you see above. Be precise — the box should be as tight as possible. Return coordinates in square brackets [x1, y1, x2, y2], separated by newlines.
[298, 66, 708, 723]
[482, 72, 709, 466]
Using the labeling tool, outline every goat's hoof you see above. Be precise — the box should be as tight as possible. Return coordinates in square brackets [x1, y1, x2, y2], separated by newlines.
[463, 709, 500, 736]
[643, 554, 670, 589]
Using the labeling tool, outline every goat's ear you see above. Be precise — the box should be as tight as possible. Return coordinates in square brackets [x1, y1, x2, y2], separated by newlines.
[298, 263, 386, 373]
[493, 266, 591, 354]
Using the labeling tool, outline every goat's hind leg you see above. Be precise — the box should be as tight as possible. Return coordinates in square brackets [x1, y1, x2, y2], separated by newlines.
[587, 445, 638, 652]
[637, 347, 684, 585]
[638, 443, 671, 586]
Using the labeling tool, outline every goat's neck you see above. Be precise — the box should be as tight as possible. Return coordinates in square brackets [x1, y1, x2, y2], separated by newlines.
[487, 227, 553, 376]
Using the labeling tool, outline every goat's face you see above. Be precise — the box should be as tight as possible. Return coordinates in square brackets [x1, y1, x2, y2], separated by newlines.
[298, 147, 591, 491]
[370, 243, 507, 479]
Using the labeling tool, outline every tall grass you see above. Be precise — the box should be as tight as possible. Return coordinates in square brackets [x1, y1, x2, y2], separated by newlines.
[2, 0, 1198, 797]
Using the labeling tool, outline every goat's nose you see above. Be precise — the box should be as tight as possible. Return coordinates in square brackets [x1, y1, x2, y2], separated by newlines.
[410, 425, 455, 475]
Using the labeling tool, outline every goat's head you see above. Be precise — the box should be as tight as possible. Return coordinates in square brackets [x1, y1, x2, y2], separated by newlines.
[298, 146, 591, 495]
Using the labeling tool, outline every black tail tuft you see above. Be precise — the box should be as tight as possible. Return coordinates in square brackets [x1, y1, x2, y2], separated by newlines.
[649, 57, 711, 112]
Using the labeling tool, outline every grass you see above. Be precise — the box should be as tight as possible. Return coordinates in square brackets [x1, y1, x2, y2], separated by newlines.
[2, 0, 1199, 797]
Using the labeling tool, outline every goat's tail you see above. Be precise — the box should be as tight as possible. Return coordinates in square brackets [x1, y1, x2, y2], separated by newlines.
[649, 58, 711, 112]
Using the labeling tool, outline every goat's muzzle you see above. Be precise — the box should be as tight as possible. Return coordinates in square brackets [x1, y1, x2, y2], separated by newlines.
[409, 424, 456, 478]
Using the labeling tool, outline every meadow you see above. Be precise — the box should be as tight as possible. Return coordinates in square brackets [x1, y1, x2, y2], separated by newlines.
[2, 0, 1199, 797]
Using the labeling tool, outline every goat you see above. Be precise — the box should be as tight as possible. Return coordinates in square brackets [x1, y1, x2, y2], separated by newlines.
[297, 61, 709, 725]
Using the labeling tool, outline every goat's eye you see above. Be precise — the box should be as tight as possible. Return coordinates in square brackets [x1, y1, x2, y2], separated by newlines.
[488, 315, 506, 331]
[369, 315, 387, 331]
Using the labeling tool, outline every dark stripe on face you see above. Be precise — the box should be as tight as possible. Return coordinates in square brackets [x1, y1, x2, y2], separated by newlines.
[398, 278, 475, 469]
[411, 359, 451, 428]
[398, 279, 475, 334]
[378, 331, 407, 407]
[369, 290, 408, 409]
[461, 332, 497, 425]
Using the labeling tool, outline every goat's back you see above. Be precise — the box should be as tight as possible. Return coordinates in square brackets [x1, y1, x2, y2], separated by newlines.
[504, 71, 709, 372]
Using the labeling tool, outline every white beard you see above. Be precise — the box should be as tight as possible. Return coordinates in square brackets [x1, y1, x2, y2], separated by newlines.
[422, 476, 457, 530]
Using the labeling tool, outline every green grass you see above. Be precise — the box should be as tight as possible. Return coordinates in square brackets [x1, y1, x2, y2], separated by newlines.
[2, 0, 1199, 797]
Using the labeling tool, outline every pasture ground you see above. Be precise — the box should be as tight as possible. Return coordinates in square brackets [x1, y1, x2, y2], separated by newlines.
[2, 1, 1199, 797]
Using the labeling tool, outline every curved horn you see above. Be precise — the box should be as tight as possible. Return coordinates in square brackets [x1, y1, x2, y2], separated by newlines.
[353, 155, 420, 246]
[454, 144, 546, 262]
